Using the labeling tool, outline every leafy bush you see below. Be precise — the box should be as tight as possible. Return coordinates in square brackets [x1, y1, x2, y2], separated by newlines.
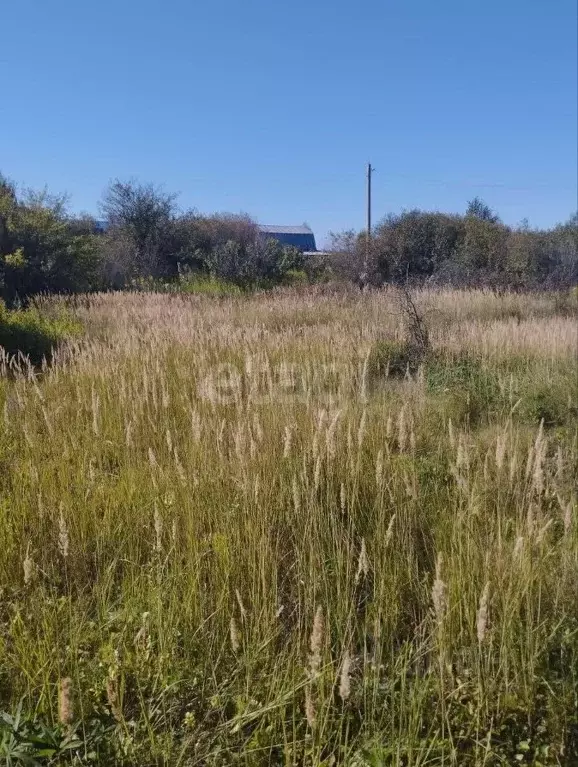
[426, 353, 502, 424]
[517, 380, 575, 427]
[206, 239, 304, 288]
[0, 302, 82, 365]
[178, 274, 242, 297]
[367, 339, 425, 379]
[281, 269, 309, 286]
[0, 702, 114, 765]
[128, 273, 243, 297]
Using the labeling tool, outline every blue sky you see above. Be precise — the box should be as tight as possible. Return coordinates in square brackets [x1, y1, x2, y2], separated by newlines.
[1, 0, 576, 245]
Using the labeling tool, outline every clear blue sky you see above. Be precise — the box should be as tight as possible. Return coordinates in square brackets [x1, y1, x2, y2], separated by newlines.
[2, 0, 576, 245]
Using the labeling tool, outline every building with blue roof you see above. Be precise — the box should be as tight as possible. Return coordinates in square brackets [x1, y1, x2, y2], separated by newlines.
[258, 225, 317, 252]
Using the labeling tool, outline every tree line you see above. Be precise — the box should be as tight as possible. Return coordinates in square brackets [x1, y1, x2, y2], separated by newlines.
[0, 172, 575, 305]
[0, 176, 306, 305]
[330, 198, 577, 290]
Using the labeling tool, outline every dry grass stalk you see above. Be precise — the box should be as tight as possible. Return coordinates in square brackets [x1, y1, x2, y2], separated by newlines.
[23, 545, 34, 587]
[357, 410, 367, 449]
[292, 476, 301, 513]
[283, 426, 292, 458]
[476, 582, 490, 643]
[448, 418, 455, 449]
[384, 514, 396, 547]
[495, 432, 507, 472]
[375, 449, 384, 487]
[58, 677, 74, 725]
[308, 606, 324, 677]
[432, 554, 447, 624]
[58, 510, 69, 559]
[386, 414, 393, 440]
[153, 504, 163, 553]
[397, 406, 407, 453]
[338, 650, 352, 701]
[355, 539, 369, 585]
[564, 501, 573, 536]
[513, 535, 524, 559]
[304, 685, 316, 728]
[235, 589, 247, 622]
[106, 677, 122, 722]
[230, 616, 240, 653]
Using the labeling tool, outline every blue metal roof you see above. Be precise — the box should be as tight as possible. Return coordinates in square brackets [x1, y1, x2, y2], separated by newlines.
[258, 225, 317, 252]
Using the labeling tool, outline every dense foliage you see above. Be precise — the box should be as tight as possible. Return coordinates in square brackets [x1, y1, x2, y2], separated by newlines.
[330, 199, 577, 288]
[1, 172, 576, 306]
[0, 175, 304, 304]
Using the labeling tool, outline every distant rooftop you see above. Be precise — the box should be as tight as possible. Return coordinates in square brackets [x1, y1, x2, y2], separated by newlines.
[258, 225, 313, 235]
[258, 224, 317, 252]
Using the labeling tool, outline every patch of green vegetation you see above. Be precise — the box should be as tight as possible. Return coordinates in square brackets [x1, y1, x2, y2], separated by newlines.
[129, 274, 244, 297]
[426, 353, 503, 425]
[280, 269, 309, 286]
[368, 339, 425, 380]
[552, 288, 578, 318]
[515, 375, 577, 427]
[178, 274, 243, 297]
[0, 701, 115, 765]
[0, 302, 83, 366]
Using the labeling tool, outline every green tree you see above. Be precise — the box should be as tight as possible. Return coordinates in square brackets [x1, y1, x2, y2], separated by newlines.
[466, 197, 500, 223]
[206, 238, 303, 287]
[0, 176, 103, 304]
[373, 211, 463, 281]
[100, 180, 178, 278]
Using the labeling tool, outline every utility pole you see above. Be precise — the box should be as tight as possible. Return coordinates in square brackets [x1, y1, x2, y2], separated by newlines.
[363, 162, 373, 288]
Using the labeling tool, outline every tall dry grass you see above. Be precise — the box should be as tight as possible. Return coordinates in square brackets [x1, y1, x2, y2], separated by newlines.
[0, 287, 576, 765]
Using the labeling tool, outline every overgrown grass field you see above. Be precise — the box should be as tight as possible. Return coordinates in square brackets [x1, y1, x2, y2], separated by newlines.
[0, 288, 576, 765]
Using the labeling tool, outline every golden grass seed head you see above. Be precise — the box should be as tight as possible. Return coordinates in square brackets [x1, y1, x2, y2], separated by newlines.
[564, 501, 574, 535]
[106, 677, 122, 722]
[305, 685, 316, 728]
[292, 476, 301, 513]
[283, 426, 292, 458]
[355, 538, 369, 585]
[375, 449, 384, 487]
[509, 451, 518, 484]
[432, 553, 447, 623]
[153, 504, 163, 553]
[23, 545, 34, 586]
[58, 677, 74, 725]
[58, 510, 69, 559]
[314, 455, 322, 491]
[397, 406, 407, 453]
[476, 582, 490, 643]
[235, 589, 247, 622]
[326, 409, 341, 460]
[308, 605, 324, 677]
[230, 616, 240, 653]
[385, 514, 396, 547]
[357, 410, 367, 449]
[495, 432, 507, 472]
[513, 535, 524, 558]
[448, 418, 455, 449]
[338, 650, 352, 702]
[386, 414, 393, 440]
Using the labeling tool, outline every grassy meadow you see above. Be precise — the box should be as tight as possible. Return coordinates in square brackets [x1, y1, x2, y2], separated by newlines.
[0, 287, 577, 765]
